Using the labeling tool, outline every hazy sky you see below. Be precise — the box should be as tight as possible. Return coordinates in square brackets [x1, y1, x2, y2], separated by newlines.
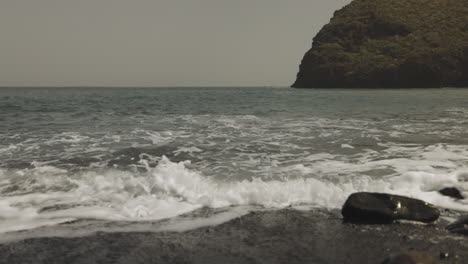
[1, 0, 350, 87]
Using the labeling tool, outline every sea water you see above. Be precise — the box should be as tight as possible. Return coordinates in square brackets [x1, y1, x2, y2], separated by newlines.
[1, 87, 468, 236]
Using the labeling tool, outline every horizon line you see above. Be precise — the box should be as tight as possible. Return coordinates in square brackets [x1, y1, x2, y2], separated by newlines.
[0, 85, 288, 88]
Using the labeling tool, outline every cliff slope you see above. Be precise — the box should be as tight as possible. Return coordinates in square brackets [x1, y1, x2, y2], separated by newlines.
[292, 0, 468, 88]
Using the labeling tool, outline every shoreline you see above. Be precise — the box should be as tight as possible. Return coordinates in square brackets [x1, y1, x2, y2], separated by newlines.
[1, 208, 467, 264]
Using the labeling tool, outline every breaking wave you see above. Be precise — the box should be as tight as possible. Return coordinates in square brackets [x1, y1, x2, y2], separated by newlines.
[1, 153, 468, 234]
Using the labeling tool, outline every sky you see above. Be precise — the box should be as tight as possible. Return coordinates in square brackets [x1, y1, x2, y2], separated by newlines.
[0, 0, 351, 87]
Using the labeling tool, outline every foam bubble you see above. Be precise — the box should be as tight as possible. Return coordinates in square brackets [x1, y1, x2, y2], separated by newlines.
[341, 144, 355, 149]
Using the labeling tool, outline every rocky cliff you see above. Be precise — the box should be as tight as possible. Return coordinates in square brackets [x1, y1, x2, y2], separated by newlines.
[292, 0, 468, 88]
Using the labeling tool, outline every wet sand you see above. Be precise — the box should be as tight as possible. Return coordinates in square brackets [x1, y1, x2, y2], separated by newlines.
[0, 209, 467, 264]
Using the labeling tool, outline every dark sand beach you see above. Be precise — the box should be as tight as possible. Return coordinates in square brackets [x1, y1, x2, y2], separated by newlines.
[1, 209, 467, 264]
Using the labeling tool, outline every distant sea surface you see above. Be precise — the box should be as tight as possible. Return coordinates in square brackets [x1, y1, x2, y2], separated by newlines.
[2, 87, 468, 238]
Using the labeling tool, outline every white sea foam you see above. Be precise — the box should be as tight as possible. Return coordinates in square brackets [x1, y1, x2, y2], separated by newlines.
[0, 145, 18, 154]
[1, 148, 468, 235]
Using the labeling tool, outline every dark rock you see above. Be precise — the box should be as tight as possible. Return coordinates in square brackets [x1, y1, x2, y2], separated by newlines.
[292, 0, 468, 88]
[446, 215, 468, 235]
[342, 192, 440, 223]
[381, 251, 439, 264]
[439, 187, 464, 200]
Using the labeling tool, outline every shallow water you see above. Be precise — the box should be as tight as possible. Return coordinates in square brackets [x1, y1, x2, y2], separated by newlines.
[1, 87, 468, 234]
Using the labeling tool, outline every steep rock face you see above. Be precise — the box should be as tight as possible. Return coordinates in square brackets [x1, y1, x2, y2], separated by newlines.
[292, 0, 468, 88]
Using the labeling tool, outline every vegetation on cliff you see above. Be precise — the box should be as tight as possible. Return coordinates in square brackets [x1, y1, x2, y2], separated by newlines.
[292, 0, 468, 88]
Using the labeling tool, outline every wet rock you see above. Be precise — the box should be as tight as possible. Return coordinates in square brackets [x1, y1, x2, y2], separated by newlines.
[439, 187, 464, 200]
[342, 192, 440, 224]
[381, 251, 439, 264]
[446, 215, 468, 235]
[292, 0, 468, 88]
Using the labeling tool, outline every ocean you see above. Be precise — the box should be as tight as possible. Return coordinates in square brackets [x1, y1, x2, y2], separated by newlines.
[1, 87, 468, 240]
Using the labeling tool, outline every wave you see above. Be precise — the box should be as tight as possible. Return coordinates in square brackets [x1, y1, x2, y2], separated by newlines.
[1, 155, 468, 234]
